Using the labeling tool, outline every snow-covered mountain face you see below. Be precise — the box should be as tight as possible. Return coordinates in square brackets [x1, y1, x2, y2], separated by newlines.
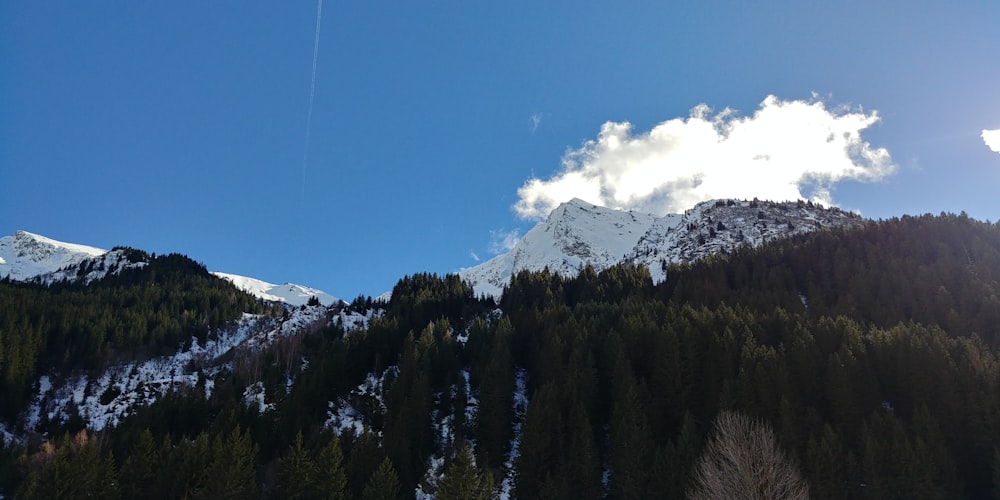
[460, 198, 866, 297]
[212, 272, 341, 307]
[460, 199, 657, 297]
[0, 230, 107, 282]
[0, 230, 338, 306]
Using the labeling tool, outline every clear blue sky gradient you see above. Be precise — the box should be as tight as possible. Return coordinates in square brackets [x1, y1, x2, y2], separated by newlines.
[3, 1, 999, 298]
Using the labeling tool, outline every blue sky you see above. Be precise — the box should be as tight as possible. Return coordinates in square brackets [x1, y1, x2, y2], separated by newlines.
[2, 1, 998, 299]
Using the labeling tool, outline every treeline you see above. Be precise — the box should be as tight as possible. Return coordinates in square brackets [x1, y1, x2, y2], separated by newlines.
[0, 252, 266, 420]
[4, 275, 497, 498]
[6, 213, 1000, 498]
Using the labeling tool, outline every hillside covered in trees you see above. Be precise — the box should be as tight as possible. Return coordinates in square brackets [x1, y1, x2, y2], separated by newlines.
[4, 212, 1000, 498]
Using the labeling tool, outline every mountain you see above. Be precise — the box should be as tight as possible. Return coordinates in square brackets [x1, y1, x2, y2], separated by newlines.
[0, 230, 106, 282]
[7, 211, 1000, 498]
[460, 198, 865, 297]
[212, 272, 340, 307]
[460, 198, 657, 297]
[0, 230, 337, 306]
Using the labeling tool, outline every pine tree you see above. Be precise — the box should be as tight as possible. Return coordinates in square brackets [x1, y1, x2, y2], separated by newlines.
[805, 424, 847, 500]
[362, 457, 401, 500]
[347, 431, 384, 499]
[475, 317, 514, 471]
[608, 336, 653, 500]
[514, 383, 563, 500]
[202, 426, 258, 499]
[610, 383, 653, 499]
[563, 402, 601, 500]
[119, 429, 160, 498]
[315, 434, 349, 500]
[277, 431, 317, 499]
[437, 445, 494, 500]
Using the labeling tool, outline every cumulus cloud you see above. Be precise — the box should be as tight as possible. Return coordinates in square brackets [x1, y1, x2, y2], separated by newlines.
[514, 95, 896, 219]
[983, 129, 1000, 154]
[489, 229, 521, 255]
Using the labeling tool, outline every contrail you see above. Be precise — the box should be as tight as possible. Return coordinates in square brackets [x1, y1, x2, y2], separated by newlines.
[300, 0, 324, 204]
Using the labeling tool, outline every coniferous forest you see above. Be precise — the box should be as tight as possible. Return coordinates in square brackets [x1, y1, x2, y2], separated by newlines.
[4, 212, 1000, 498]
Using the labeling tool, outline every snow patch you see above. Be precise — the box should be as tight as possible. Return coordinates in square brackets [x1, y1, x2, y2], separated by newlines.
[499, 368, 529, 500]
[325, 367, 395, 437]
[213, 271, 340, 307]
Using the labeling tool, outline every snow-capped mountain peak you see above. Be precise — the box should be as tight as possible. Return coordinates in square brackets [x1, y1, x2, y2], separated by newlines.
[0, 230, 337, 307]
[460, 199, 658, 297]
[0, 230, 107, 281]
[460, 198, 865, 297]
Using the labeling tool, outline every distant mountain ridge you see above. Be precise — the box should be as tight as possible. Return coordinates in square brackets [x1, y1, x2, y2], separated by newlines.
[211, 272, 340, 307]
[0, 230, 107, 282]
[460, 198, 865, 297]
[0, 230, 338, 307]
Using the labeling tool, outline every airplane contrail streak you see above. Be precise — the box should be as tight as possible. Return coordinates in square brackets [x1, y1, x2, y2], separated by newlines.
[301, 0, 324, 204]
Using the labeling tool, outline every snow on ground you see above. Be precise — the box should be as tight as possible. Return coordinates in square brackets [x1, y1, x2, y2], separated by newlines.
[0, 230, 339, 308]
[326, 367, 395, 437]
[461, 199, 656, 298]
[0, 230, 106, 281]
[20, 304, 348, 433]
[212, 271, 340, 307]
[241, 305, 328, 352]
[243, 381, 273, 413]
[461, 199, 864, 297]
[463, 370, 478, 426]
[499, 368, 529, 500]
[24, 314, 270, 431]
[39, 248, 148, 285]
[332, 307, 380, 333]
[0, 423, 18, 447]
[11, 302, 381, 438]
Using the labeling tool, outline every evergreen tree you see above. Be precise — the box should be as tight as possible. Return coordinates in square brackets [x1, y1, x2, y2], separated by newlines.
[362, 457, 401, 500]
[437, 445, 494, 500]
[315, 434, 349, 500]
[118, 428, 160, 498]
[475, 317, 514, 472]
[563, 402, 601, 500]
[346, 431, 384, 499]
[609, 383, 653, 499]
[514, 383, 563, 500]
[202, 426, 258, 499]
[276, 431, 317, 499]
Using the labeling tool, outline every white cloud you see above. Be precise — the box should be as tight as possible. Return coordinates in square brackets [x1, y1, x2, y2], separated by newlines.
[530, 113, 543, 133]
[982, 129, 1000, 154]
[489, 229, 521, 255]
[514, 95, 896, 219]
[470, 251, 480, 262]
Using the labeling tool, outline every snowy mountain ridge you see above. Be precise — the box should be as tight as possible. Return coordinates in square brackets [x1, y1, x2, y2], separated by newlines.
[460, 198, 866, 297]
[0, 230, 338, 306]
[0, 230, 107, 282]
[212, 271, 341, 307]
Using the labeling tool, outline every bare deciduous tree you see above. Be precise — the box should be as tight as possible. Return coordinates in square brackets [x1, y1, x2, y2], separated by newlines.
[688, 410, 810, 500]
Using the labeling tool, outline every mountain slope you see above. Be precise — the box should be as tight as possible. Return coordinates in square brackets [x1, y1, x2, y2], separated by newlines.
[212, 272, 341, 307]
[460, 198, 865, 296]
[0, 230, 106, 281]
[7, 213, 1000, 499]
[629, 199, 865, 282]
[461, 198, 657, 297]
[0, 230, 337, 306]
